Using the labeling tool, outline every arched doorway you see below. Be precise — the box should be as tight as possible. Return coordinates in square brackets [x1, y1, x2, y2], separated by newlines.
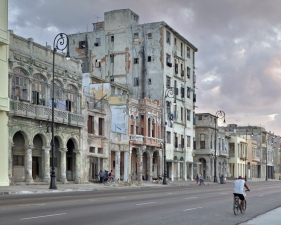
[53, 136, 60, 181]
[12, 131, 26, 182]
[199, 158, 207, 178]
[131, 148, 138, 181]
[32, 134, 43, 181]
[142, 152, 148, 180]
[66, 139, 75, 181]
[152, 151, 159, 179]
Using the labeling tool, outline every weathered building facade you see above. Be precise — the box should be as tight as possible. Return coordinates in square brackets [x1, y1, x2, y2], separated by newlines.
[0, 0, 9, 186]
[68, 9, 197, 181]
[194, 113, 229, 180]
[8, 32, 84, 184]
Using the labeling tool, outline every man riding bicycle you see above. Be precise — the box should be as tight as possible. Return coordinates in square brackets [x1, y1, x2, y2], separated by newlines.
[233, 176, 250, 211]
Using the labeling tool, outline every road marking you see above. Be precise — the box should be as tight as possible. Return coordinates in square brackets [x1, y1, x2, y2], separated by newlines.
[136, 202, 156, 206]
[185, 197, 197, 199]
[18, 204, 46, 207]
[220, 193, 228, 194]
[183, 207, 203, 211]
[20, 213, 66, 220]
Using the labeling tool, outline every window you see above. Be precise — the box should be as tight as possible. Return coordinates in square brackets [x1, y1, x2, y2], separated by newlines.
[181, 87, 185, 98]
[181, 135, 184, 148]
[13, 155, 24, 166]
[134, 33, 139, 42]
[33, 74, 46, 105]
[148, 79, 151, 85]
[193, 139, 196, 150]
[181, 43, 183, 57]
[200, 134, 205, 149]
[175, 61, 178, 74]
[95, 38, 101, 46]
[79, 41, 86, 49]
[147, 33, 152, 39]
[98, 148, 103, 154]
[166, 76, 171, 89]
[95, 59, 101, 68]
[110, 55, 114, 63]
[65, 84, 78, 112]
[134, 58, 139, 64]
[187, 135, 191, 147]
[174, 38, 177, 46]
[88, 115, 94, 134]
[98, 118, 104, 135]
[167, 131, 171, 143]
[148, 56, 151, 62]
[186, 109, 190, 121]
[198, 115, 202, 120]
[187, 67, 190, 78]
[174, 133, 178, 148]
[210, 134, 213, 149]
[181, 64, 184, 76]
[187, 87, 190, 98]
[187, 47, 190, 58]
[111, 35, 114, 42]
[11, 68, 29, 101]
[134, 78, 139, 86]
[89, 147, 95, 153]
[174, 104, 177, 120]
[166, 31, 171, 44]
[181, 107, 183, 121]
[166, 54, 172, 67]
[219, 138, 221, 150]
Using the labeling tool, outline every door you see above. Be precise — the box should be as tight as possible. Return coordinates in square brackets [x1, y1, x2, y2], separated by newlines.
[32, 157, 38, 180]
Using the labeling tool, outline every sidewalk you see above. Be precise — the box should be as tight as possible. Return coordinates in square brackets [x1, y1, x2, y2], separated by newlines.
[0, 179, 216, 195]
[240, 207, 281, 225]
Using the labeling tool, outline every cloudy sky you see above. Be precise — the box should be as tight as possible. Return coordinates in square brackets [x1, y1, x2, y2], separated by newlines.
[8, 0, 281, 134]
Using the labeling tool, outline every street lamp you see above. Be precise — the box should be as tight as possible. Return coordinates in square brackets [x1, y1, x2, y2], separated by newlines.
[214, 110, 226, 183]
[162, 87, 176, 185]
[265, 134, 274, 181]
[245, 127, 253, 181]
[49, 33, 70, 190]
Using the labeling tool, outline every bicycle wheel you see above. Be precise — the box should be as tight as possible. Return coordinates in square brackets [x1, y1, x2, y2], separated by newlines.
[240, 200, 247, 214]
[233, 201, 239, 215]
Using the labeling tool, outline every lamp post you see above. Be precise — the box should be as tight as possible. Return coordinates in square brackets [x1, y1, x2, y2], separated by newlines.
[49, 33, 70, 190]
[162, 87, 176, 185]
[214, 110, 226, 183]
[265, 134, 274, 181]
[245, 127, 253, 181]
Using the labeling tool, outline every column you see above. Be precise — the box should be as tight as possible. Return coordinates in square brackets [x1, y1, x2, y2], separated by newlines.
[171, 162, 174, 181]
[189, 163, 194, 181]
[24, 145, 33, 183]
[183, 158, 187, 181]
[137, 149, 143, 182]
[59, 148, 68, 183]
[115, 151, 120, 182]
[123, 151, 129, 182]
[158, 155, 162, 179]
[149, 154, 153, 181]
[43, 146, 51, 182]
[133, 119, 136, 135]
[74, 149, 81, 184]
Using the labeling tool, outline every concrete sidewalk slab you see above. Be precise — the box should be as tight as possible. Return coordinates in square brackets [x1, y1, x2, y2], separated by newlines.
[240, 207, 281, 225]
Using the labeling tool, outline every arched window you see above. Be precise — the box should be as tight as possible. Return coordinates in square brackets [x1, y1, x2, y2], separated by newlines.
[50, 79, 64, 109]
[200, 134, 205, 149]
[11, 68, 29, 100]
[65, 84, 78, 112]
[32, 74, 47, 105]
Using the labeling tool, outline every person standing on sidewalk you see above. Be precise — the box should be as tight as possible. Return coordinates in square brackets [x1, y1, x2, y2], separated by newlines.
[99, 170, 104, 183]
[196, 174, 199, 184]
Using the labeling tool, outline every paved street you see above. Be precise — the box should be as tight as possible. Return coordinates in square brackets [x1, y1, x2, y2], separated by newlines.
[0, 181, 280, 225]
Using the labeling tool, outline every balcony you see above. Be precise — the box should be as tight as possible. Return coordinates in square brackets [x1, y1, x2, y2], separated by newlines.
[130, 134, 144, 145]
[68, 112, 84, 127]
[252, 156, 260, 162]
[35, 105, 68, 124]
[10, 100, 36, 118]
[194, 149, 214, 155]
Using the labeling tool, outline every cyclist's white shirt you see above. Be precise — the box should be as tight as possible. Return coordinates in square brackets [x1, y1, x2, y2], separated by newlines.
[233, 179, 245, 194]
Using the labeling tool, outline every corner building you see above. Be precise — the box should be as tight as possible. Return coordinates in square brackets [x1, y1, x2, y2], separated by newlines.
[68, 9, 198, 181]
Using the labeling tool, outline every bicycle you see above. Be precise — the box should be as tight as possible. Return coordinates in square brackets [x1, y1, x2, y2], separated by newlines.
[233, 191, 248, 215]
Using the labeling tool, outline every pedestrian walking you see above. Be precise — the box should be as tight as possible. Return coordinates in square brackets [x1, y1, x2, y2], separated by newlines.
[99, 170, 104, 183]
[196, 174, 199, 184]
[199, 174, 204, 185]
[104, 170, 109, 183]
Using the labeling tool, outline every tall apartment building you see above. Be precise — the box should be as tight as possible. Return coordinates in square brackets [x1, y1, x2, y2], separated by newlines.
[68, 9, 197, 181]
[0, 0, 9, 186]
[8, 32, 84, 184]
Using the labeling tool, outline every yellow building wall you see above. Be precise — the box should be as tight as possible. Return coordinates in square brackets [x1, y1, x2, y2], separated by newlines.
[0, 0, 10, 186]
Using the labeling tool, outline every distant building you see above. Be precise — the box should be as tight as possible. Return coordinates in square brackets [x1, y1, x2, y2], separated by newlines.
[68, 9, 198, 181]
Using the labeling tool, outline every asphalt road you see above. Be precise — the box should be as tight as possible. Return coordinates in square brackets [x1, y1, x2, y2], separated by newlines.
[0, 181, 280, 225]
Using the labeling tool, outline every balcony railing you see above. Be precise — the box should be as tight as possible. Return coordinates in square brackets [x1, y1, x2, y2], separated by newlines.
[130, 135, 144, 144]
[35, 105, 68, 124]
[68, 112, 84, 127]
[10, 100, 36, 118]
